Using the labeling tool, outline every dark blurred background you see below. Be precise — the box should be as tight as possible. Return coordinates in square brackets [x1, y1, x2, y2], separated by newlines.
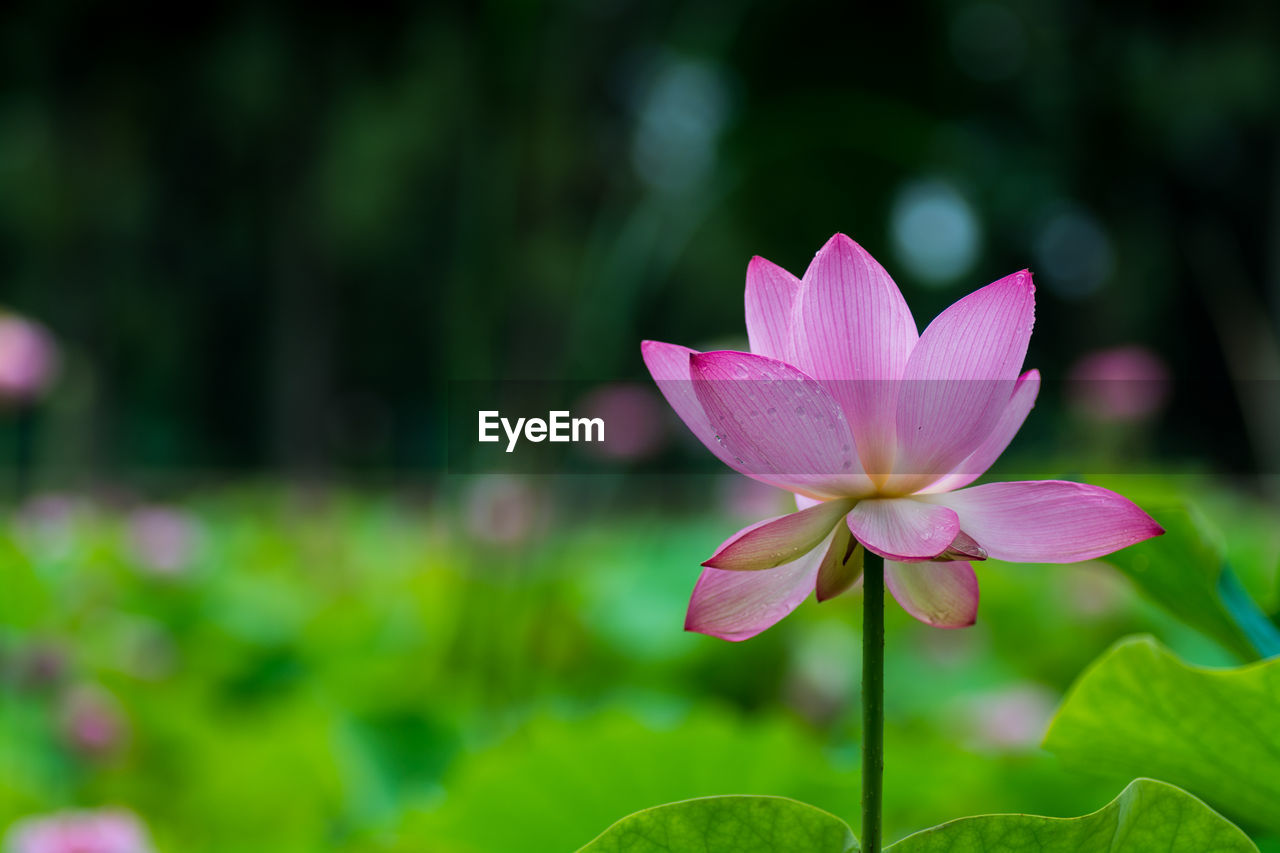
[2, 1, 1279, 482]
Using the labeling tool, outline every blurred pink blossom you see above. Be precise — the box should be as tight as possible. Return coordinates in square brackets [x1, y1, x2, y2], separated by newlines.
[127, 507, 202, 576]
[0, 313, 58, 404]
[463, 476, 547, 546]
[1068, 345, 1170, 423]
[60, 687, 126, 758]
[958, 683, 1059, 750]
[576, 383, 667, 460]
[4, 809, 153, 853]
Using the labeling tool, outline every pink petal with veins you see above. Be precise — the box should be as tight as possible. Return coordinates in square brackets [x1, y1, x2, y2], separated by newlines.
[702, 498, 855, 571]
[846, 498, 960, 561]
[920, 480, 1164, 562]
[885, 560, 980, 628]
[919, 369, 1041, 494]
[686, 528, 838, 641]
[790, 234, 918, 477]
[889, 270, 1035, 493]
[745, 255, 801, 362]
[690, 350, 873, 499]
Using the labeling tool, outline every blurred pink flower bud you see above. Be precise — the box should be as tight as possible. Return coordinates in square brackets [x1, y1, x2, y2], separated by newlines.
[1068, 345, 1170, 423]
[127, 507, 202, 576]
[0, 313, 58, 404]
[576, 383, 667, 460]
[60, 686, 126, 758]
[957, 684, 1058, 750]
[463, 475, 547, 546]
[4, 809, 153, 853]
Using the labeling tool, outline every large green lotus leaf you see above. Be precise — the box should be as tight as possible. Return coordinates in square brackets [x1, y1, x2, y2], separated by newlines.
[578, 780, 1255, 853]
[579, 796, 858, 853]
[1044, 635, 1280, 833]
[1102, 506, 1257, 659]
[890, 778, 1256, 852]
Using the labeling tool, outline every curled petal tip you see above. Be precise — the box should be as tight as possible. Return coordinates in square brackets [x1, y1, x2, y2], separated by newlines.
[640, 339, 666, 358]
[817, 232, 855, 253]
[1134, 509, 1165, 539]
[934, 530, 987, 562]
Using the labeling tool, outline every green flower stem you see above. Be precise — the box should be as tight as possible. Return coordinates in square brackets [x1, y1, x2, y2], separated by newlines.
[861, 548, 885, 853]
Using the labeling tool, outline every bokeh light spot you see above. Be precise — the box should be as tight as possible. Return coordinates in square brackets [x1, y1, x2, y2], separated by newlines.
[890, 179, 982, 287]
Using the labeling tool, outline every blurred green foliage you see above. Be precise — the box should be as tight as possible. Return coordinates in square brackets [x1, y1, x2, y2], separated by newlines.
[2, 475, 1276, 850]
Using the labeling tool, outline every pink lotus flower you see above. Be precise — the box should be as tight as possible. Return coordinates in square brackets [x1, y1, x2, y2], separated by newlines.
[642, 234, 1163, 639]
[3, 809, 153, 853]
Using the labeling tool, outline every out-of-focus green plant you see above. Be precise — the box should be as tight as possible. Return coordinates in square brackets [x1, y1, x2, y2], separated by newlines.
[1, 480, 1274, 850]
